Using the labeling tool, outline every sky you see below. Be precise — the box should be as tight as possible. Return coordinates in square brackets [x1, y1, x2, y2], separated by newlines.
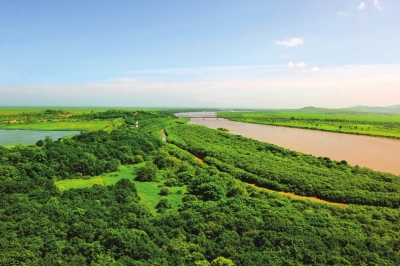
[0, 0, 399, 108]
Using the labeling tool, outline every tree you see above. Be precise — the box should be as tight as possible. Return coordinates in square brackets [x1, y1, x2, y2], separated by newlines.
[106, 158, 120, 172]
[211, 257, 235, 266]
[113, 178, 140, 203]
[0, 165, 19, 180]
[101, 228, 160, 260]
[36, 140, 44, 147]
[159, 187, 170, 196]
[188, 176, 225, 201]
[135, 161, 157, 182]
[44, 136, 53, 145]
[155, 198, 171, 212]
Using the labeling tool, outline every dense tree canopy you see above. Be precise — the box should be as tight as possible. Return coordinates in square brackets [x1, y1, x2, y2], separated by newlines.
[166, 124, 400, 207]
[0, 111, 400, 265]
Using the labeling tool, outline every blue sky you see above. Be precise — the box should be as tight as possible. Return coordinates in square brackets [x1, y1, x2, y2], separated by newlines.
[0, 0, 399, 108]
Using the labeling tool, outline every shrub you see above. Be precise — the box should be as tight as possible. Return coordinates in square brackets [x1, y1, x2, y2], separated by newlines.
[159, 187, 170, 196]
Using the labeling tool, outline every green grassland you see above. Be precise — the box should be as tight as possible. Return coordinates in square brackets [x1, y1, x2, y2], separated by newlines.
[134, 181, 186, 212]
[0, 106, 132, 131]
[218, 107, 400, 139]
[55, 176, 106, 191]
[55, 165, 141, 191]
[55, 164, 186, 212]
[0, 120, 111, 131]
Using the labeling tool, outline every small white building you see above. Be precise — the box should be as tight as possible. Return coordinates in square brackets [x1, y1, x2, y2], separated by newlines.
[130, 121, 139, 128]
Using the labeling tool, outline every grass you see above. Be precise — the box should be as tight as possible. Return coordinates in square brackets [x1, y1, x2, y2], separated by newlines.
[218, 109, 400, 139]
[54, 164, 186, 212]
[0, 106, 154, 132]
[54, 164, 141, 191]
[134, 181, 186, 212]
[0, 121, 111, 131]
[55, 177, 105, 191]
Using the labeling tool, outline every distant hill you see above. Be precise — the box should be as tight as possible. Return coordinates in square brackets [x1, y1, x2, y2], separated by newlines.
[285, 105, 400, 115]
[297, 106, 327, 112]
[347, 105, 400, 113]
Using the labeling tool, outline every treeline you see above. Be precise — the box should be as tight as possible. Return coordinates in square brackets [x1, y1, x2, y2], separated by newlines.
[77, 110, 173, 121]
[166, 124, 400, 207]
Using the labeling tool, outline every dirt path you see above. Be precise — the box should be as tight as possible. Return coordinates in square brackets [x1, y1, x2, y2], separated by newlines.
[161, 129, 167, 142]
[192, 155, 347, 207]
[194, 156, 204, 163]
[247, 183, 348, 207]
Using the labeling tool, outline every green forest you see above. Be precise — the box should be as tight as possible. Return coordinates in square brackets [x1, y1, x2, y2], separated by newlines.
[1, 109, 400, 265]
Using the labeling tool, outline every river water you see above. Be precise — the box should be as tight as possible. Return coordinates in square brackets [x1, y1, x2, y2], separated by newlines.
[185, 115, 400, 175]
[0, 130, 81, 146]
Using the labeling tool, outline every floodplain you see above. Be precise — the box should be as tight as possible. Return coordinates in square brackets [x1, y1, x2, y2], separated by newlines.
[218, 107, 400, 139]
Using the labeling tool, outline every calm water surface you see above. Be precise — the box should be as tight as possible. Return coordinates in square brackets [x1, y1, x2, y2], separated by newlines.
[0, 130, 81, 146]
[186, 114, 400, 175]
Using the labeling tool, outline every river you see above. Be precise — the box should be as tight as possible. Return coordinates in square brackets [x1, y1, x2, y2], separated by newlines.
[184, 114, 400, 175]
[0, 130, 81, 146]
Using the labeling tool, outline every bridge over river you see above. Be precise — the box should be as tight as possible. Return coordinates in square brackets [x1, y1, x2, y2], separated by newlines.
[175, 112, 220, 120]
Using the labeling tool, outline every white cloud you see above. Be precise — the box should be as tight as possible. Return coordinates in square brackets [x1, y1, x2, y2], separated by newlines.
[311, 67, 320, 72]
[358, 2, 366, 10]
[374, 0, 382, 10]
[287, 62, 295, 68]
[275, 38, 304, 47]
[287, 62, 306, 68]
[2, 64, 400, 108]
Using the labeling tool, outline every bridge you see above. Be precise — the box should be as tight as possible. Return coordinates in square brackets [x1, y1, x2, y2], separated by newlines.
[175, 114, 220, 120]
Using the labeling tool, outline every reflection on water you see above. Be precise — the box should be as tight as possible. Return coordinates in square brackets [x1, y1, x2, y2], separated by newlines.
[185, 114, 400, 175]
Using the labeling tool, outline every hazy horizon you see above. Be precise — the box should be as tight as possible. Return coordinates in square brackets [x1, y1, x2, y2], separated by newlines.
[1, 1, 399, 108]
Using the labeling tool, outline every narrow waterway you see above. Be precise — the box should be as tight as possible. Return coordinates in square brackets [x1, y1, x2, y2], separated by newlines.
[187, 116, 400, 175]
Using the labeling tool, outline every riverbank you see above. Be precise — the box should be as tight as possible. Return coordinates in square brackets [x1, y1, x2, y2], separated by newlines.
[218, 109, 400, 140]
[188, 117, 400, 175]
[222, 117, 400, 140]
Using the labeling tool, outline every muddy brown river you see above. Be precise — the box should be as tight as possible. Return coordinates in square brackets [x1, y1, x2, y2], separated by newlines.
[187, 116, 400, 175]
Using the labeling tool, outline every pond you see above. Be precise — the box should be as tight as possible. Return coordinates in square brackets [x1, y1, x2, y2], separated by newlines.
[0, 130, 81, 146]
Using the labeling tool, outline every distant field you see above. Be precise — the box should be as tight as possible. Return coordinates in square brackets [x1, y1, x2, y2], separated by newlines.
[0, 120, 110, 131]
[0, 106, 162, 131]
[218, 108, 400, 139]
[55, 164, 186, 212]
[0, 106, 170, 115]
